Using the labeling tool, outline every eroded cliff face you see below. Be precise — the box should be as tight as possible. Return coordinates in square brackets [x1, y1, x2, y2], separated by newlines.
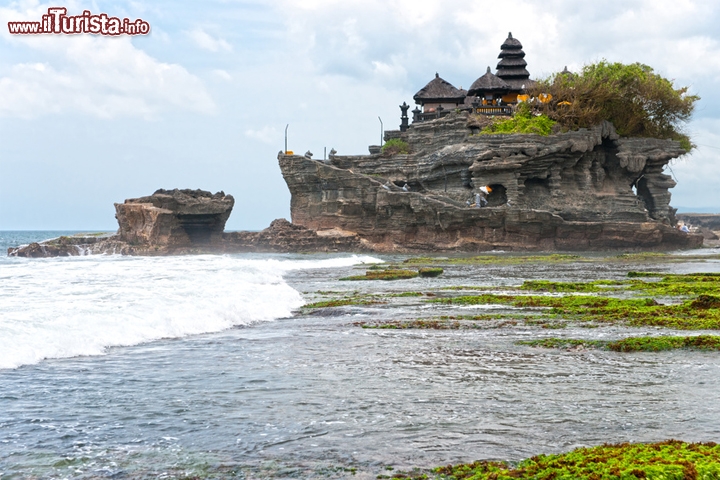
[115, 189, 234, 247]
[280, 114, 701, 251]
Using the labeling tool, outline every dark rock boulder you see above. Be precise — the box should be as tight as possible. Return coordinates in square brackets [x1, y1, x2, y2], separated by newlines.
[115, 189, 234, 247]
[7, 235, 109, 257]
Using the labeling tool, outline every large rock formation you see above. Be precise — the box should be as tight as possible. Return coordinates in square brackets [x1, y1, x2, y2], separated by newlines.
[115, 189, 234, 247]
[279, 113, 702, 251]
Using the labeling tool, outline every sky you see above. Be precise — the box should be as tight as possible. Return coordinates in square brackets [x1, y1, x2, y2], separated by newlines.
[0, 0, 719, 231]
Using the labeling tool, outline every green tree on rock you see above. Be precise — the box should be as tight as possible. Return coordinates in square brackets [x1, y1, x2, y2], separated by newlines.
[532, 61, 699, 151]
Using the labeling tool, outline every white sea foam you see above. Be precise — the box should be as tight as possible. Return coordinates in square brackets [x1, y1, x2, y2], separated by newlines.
[0, 254, 381, 369]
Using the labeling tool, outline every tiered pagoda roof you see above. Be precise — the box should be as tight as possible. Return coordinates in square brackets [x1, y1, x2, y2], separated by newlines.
[495, 32, 531, 90]
[413, 73, 466, 104]
[468, 66, 511, 97]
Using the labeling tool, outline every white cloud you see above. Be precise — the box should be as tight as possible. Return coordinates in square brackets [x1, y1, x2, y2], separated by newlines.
[245, 125, 279, 144]
[0, 3, 215, 119]
[0, 36, 215, 118]
[187, 28, 233, 53]
[666, 117, 720, 208]
[371, 59, 407, 84]
[212, 69, 232, 81]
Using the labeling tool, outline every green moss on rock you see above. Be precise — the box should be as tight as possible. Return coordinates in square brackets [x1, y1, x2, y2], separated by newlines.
[423, 440, 720, 480]
[518, 335, 720, 352]
[418, 267, 443, 278]
[341, 269, 420, 281]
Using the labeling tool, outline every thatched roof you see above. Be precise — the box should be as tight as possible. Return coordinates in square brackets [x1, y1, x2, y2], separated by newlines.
[497, 57, 527, 68]
[498, 50, 526, 59]
[496, 67, 531, 78]
[413, 73, 466, 104]
[468, 67, 511, 96]
[496, 32, 531, 89]
[500, 32, 523, 50]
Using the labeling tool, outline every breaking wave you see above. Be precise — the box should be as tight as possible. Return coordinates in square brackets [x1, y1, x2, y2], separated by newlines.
[0, 254, 381, 369]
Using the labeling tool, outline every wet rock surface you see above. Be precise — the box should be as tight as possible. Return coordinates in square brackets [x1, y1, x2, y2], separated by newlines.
[280, 114, 702, 252]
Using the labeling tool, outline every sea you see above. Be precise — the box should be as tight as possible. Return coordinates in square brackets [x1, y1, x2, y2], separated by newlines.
[2, 231, 720, 479]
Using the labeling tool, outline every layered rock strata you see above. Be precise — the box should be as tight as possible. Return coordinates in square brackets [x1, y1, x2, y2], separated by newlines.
[279, 113, 702, 251]
[115, 188, 234, 246]
[223, 219, 365, 253]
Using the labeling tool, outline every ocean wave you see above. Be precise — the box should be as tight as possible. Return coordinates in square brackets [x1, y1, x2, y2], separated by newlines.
[0, 254, 382, 369]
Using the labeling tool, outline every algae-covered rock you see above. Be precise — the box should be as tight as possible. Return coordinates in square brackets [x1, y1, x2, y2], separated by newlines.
[419, 267, 444, 277]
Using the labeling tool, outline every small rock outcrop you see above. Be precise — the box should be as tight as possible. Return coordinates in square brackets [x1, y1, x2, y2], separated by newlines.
[279, 114, 702, 251]
[676, 213, 720, 242]
[7, 235, 110, 258]
[115, 189, 234, 247]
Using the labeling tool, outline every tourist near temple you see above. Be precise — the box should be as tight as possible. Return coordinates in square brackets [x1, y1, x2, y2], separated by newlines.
[402, 32, 535, 129]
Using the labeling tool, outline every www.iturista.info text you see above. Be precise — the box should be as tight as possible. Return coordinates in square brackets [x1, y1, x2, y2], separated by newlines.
[8, 7, 150, 35]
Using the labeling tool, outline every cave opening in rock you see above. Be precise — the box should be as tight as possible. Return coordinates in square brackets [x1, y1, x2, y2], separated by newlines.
[178, 214, 224, 244]
[635, 176, 655, 215]
[392, 180, 424, 192]
[487, 184, 507, 206]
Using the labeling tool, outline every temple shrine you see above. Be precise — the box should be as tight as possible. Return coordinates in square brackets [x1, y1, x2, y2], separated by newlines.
[406, 32, 534, 129]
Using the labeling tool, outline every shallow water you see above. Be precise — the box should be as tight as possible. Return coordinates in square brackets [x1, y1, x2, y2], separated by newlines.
[2, 232, 720, 479]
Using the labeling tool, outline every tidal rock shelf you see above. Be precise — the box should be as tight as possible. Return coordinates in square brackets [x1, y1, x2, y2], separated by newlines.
[279, 114, 701, 252]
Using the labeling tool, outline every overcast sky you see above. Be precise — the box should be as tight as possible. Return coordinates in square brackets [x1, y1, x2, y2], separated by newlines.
[1, 0, 719, 230]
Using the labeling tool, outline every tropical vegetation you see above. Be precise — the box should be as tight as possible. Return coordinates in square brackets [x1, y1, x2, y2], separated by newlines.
[530, 61, 699, 150]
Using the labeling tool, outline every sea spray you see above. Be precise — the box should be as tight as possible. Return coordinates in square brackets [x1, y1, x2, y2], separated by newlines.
[0, 253, 381, 369]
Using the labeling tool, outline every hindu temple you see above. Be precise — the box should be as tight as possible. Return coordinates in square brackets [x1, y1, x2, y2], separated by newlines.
[408, 32, 534, 128]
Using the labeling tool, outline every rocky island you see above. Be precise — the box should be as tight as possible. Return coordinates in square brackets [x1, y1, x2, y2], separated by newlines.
[7, 117, 706, 257]
[6, 115, 704, 258]
[280, 116, 700, 252]
[278, 33, 704, 252]
[8, 33, 710, 257]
